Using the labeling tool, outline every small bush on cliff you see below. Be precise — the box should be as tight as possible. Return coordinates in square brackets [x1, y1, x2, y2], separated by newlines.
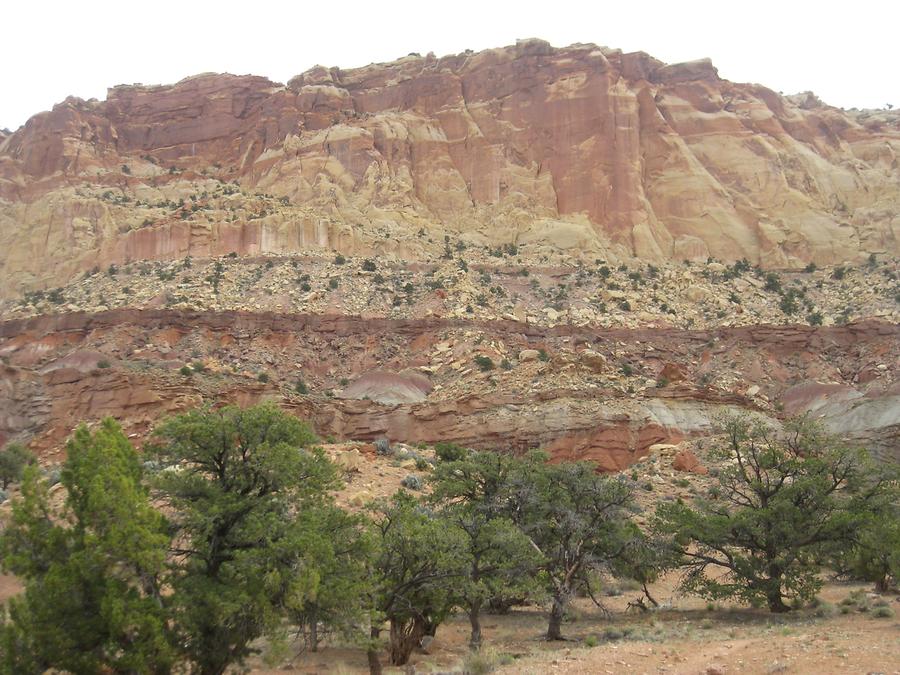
[434, 442, 468, 463]
[400, 475, 422, 491]
[474, 355, 494, 372]
[0, 442, 34, 489]
[763, 272, 782, 293]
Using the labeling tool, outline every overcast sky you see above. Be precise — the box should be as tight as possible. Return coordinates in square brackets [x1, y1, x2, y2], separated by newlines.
[3, 0, 897, 130]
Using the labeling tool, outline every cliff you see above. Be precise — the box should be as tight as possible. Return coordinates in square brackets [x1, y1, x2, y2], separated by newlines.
[1, 39, 898, 295]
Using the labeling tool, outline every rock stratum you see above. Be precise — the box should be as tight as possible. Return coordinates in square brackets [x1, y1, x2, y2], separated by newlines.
[1, 307, 898, 467]
[1, 39, 899, 296]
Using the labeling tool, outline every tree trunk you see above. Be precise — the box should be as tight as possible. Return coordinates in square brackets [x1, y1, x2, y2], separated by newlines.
[764, 565, 790, 613]
[389, 617, 426, 665]
[468, 601, 483, 651]
[546, 595, 566, 640]
[309, 613, 319, 652]
[367, 626, 382, 675]
[642, 582, 659, 607]
[765, 587, 790, 613]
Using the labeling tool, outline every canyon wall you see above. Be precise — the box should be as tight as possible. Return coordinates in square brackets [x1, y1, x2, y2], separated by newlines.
[1, 40, 898, 295]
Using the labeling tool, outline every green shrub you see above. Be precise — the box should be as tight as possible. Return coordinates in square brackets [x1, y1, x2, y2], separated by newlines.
[361, 259, 376, 272]
[779, 292, 799, 315]
[584, 635, 599, 648]
[179, 365, 193, 376]
[602, 627, 624, 641]
[474, 355, 494, 372]
[872, 606, 894, 619]
[295, 379, 308, 395]
[401, 475, 422, 491]
[461, 648, 510, 675]
[434, 442, 467, 462]
[333, 254, 346, 265]
[0, 442, 35, 489]
[257, 372, 270, 383]
[97, 359, 111, 369]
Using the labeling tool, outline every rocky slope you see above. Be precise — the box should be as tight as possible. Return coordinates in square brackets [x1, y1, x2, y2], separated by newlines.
[2, 292, 898, 466]
[1, 39, 899, 296]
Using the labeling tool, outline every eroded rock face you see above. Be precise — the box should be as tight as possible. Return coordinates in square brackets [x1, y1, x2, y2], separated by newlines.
[2, 310, 896, 467]
[1, 40, 898, 295]
[338, 370, 432, 404]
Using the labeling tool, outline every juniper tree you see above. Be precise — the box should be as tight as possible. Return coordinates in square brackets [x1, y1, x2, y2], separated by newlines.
[148, 402, 338, 675]
[655, 414, 891, 612]
[841, 488, 900, 593]
[508, 454, 638, 640]
[286, 504, 372, 652]
[367, 491, 467, 670]
[0, 441, 33, 489]
[429, 450, 542, 650]
[0, 420, 172, 674]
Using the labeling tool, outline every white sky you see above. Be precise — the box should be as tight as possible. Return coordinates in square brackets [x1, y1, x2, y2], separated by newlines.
[3, 0, 897, 131]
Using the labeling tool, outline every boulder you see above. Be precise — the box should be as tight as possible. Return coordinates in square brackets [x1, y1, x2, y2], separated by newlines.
[659, 362, 688, 383]
[580, 349, 607, 373]
[672, 449, 708, 475]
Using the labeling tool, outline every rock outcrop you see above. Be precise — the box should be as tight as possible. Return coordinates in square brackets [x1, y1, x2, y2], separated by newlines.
[1, 39, 899, 295]
[2, 309, 897, 466]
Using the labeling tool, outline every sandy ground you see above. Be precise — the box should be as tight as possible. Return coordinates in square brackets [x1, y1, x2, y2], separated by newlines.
[248, 578, 900, 674]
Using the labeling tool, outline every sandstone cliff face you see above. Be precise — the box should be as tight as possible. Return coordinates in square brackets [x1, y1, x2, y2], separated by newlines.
[1, 39, 899, 294]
